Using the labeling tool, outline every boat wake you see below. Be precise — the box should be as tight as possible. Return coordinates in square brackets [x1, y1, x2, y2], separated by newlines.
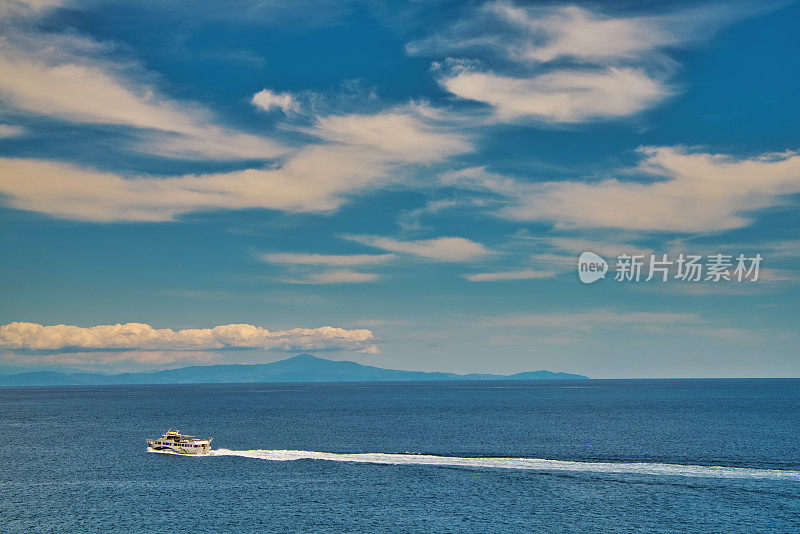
[204, 449, 800, 481]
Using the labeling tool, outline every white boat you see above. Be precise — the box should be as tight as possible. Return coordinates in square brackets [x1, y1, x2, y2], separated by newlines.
[147, 429, 212, 455]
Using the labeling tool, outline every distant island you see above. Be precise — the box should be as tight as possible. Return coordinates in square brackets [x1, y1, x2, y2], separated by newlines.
[0, 354, 589, 386]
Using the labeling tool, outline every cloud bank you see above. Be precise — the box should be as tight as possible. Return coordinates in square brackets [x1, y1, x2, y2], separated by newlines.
[0, 322, 379, 354]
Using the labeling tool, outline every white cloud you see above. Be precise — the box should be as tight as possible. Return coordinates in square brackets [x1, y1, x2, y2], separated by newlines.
[0, 8, 475, 220]
[0, 147, 396, 222]
[479, 309, 767, 345]
[464, 269, 555, 282]
[758, 240, 800, 259]
[470, 3, 703, 63]
[0, 321, 379, 353]
[0, 43, 289, 160]
[262, 252, 395, 285]
[0, 124, 26, 138]
[346, 235, 489, 262]
[0, 150, 377, 221]
[0, 55, 192, 131]
[439, 66, 668, 122]
[283, 270, 381, 284]
[410, 2, 756, 123]
[309, 107, 471, 163]
[0, 0, 66, 20]
[407, 3, 685, 61]
[483, 310, 700, 329]
[444, 147, 800, 232]
[543, 237, 652, 259]
[487, 234, 653, 276]
[397, 197, 490, 232]
[252, 89, 298, 113]
[0, 103, 472, 221]
[664, 238, 800, 261]
[261, 252, 395, 266]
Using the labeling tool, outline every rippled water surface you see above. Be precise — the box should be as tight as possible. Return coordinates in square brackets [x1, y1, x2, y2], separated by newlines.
[2, 379, 799, 532]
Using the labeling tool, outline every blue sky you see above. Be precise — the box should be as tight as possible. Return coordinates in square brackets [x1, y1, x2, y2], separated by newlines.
[0, 0, 798, 377]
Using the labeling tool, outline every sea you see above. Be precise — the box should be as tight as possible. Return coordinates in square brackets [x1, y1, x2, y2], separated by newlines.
[1, 379, 799, 533]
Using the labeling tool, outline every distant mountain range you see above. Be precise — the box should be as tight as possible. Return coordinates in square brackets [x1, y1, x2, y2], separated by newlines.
[0, 353, 589, 386]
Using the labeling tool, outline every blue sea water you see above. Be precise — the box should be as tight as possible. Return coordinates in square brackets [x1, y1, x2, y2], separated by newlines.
[1, 379, 799, 533]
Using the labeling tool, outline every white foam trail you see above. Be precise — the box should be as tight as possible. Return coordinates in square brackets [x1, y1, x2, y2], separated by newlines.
[206, 449, 800, 481]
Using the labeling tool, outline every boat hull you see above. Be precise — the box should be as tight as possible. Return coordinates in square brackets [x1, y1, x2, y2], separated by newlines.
[146, 440, 211, 455]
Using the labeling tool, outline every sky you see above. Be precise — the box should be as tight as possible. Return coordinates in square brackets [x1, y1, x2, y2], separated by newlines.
[0, 0, 798, 378]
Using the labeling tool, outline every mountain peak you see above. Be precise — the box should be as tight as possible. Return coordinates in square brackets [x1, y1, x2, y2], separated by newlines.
[284, 353, 322, 362]
[282, 353, 331, 363]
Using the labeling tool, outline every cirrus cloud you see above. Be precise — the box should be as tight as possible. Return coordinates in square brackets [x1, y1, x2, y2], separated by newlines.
[464, 269, 556, 282]
[439, 65, 668, 123]
[0, 38, 289, 160]
[443, 146, 800, 233]
[345, 235, 490, 262]
[0, 124, 26, 138]
[281, 270, 382, 285]
[410, 1, 763, 124]
[309, 108, 471, 163]
[0, 103, 472, 222]
[261, 252, 396, 266]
